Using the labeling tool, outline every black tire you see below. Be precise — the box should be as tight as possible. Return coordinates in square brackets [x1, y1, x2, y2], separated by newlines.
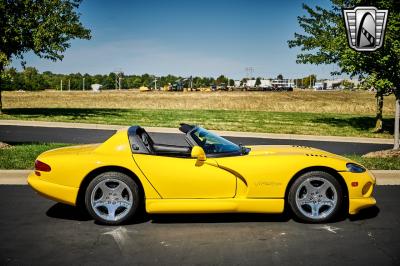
[85, 172, 140, 225]
[288, 171, 343, 223]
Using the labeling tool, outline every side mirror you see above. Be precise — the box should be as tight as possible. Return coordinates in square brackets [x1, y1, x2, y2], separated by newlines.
[191, 146, 206, 161]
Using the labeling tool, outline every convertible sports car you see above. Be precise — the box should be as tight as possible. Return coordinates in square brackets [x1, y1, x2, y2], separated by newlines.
[28, 124, 376, 225]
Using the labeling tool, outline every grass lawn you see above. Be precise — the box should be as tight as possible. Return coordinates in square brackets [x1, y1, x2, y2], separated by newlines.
[0, 143, 69, 169]
[0, 143, 399, 170]
[345, 154, 400, 171]
[0, 107, 394, 138]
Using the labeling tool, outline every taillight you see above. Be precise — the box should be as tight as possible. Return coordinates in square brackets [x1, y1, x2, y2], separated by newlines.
[35, 160, 51, 172]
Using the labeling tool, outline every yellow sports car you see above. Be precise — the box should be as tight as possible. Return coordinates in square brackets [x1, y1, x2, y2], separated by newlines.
[28, 124, 376, 225]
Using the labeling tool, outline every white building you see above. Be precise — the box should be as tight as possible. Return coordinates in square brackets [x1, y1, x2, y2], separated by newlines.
[260, 79, 272, 88]
[314, 79, 361, 90]
[271, 79, 294, 88]
[91, 84, 102, 92]
[245, 79, 257, 87]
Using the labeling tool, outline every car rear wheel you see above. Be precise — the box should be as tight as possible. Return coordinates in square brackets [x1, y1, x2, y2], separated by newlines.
[85, 172, 139, 225]
[288, 171, 343, 223]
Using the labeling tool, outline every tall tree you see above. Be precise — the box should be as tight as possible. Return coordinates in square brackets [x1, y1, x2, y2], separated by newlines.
[216, 75, 228, 85]
[0, 0, 91, 113]
[255, 77, 261, 87]
[288, 0, 399, 132]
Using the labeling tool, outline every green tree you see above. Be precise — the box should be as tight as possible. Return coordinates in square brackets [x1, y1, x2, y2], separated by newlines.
[255, 77, 261, 87]
[342, 80, 354, 90]
[299, 74, 317, 88]
[105, 72, 117, 90]
[2, 67, 22, 90]
[216, 75, 228, 85]
[288, 0, 399, 132]
[0, 0, 91, 113]
[240, 78, 248, 86]
[22, 67, 45, 90]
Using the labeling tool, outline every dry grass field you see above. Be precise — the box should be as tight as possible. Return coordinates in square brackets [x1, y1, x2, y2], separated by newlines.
[0, 90, 396, 138]
[2, 90, 396, 115]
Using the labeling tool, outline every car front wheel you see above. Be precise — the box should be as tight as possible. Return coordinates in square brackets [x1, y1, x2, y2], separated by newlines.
[85, 172, 139, 225]
[288, 171, 343, 223]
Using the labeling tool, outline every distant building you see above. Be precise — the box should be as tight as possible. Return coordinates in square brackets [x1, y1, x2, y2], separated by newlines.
[260, 79, 272, 88]
[91, 84, 102, 92]
[245, 79, 257, 88]
[314, 79, 361, 90]
[313, 82, 325, 90]
[271, 79, 294, 88]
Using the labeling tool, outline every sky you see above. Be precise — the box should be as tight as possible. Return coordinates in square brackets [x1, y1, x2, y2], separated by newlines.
[12, 0, 341, 79]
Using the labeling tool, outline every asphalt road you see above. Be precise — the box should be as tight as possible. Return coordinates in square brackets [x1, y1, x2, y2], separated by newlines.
[0, 185, 398, 265]
[0, 125, 393, 155]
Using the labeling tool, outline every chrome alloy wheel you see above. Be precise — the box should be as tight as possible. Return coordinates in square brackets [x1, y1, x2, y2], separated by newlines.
[295, 177, 337, 219]
[90, 178, 134, 222]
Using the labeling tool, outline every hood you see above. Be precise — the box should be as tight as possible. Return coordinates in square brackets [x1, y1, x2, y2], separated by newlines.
[248, 145, 346, 160]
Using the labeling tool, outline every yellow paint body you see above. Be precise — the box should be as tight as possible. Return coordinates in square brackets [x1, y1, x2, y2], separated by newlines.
[28, 128, 376, 215]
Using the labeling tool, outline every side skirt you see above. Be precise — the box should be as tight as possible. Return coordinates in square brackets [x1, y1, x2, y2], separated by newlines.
[146, 198, 284, 214]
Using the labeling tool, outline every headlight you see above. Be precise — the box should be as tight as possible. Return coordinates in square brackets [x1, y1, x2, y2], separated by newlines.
[346, 163, 366, 173]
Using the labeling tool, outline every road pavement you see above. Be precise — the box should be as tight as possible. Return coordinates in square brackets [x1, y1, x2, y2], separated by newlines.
[0, 125, 393, 155]
[0, 185, 398, 265]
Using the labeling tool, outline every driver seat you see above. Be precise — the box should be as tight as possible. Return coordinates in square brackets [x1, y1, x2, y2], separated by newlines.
[139, 128, 191, 157]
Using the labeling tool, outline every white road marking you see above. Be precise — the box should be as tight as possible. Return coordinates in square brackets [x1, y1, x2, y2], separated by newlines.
[317, 225, 341, 234]
[103, 226, 130, 251]
[160, 241, 170, 247]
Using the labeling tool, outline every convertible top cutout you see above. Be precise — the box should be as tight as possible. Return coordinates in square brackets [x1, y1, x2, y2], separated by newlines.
[179, 123, 195, 134]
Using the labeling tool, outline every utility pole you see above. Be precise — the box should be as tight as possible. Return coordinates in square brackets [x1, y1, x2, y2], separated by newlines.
[82, 77, 85, 91]
[114, 69, 123, 90]
[68, 79, 71, 91]
[245, 67, 254, 79]
[60, 79, 63, 91]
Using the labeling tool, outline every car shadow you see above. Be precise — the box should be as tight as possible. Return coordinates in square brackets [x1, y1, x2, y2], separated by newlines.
[149, 212, 292, 224]
[46, 203, 379, 224]
[348, 206, 380, 221]
[46, 203, 91, 221]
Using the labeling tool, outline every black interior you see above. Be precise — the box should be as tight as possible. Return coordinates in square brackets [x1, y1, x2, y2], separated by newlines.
[128, 126, 192, 157]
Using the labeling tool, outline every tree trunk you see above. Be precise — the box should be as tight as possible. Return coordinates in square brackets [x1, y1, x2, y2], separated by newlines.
[0, 89, 2, 115]
[373, 93, 384, 133]
[0, 64, 2, 115]
[395, 88, 400, 149]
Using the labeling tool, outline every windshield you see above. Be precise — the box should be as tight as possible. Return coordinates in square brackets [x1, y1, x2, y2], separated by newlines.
[190, 127, 241, 154]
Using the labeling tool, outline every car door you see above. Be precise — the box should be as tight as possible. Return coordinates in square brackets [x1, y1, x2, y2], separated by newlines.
[133, 154, 237, 199]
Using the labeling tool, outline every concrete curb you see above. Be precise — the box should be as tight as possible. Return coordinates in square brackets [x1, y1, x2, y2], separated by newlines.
[0, 119, 394, 144]
[0, 170, 31, 185]
[0, 170, 399, 185]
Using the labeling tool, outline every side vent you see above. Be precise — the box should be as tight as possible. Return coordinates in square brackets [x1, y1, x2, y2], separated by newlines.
[292, 145, 312, 149]
[305, 153, 328, 158]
